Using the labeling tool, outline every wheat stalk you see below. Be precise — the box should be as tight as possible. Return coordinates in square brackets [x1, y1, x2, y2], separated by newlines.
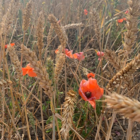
[123, 0, 140, 53]
[0, 79, 12, 87]
[104, 50, 121, 71]
[21, 44, 54, 98]
[63, 23, 83, 30]
[105, 93, 140, 122]
[48, 14, 67, 49]
[54, 53, 65, 83]
[22, 0, 32, 32]
[60, 90, 77, 140]
[47, 25, 53, 47]
[7, 45, 23, 81]
[106, 53, 140, 91]
[0, 0, 19, 35]
[36, 11, 44, 60]
[92, 9, 101, 49]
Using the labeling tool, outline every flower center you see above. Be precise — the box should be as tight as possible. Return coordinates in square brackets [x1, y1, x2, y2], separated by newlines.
[85, 92, 91, 98]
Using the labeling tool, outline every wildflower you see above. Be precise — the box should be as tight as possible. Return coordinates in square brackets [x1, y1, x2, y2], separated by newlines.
[5, 43, 15, 48]
[55, 48, 85, 61]
[55, 48, 73, 59]
[96, 51, 104, 60]
[117, 18, 126, 23]
[73, 52, 85, 61]
[79, 74, 104, 108]
[84, 9, 88, 15]
[125, 10, 128, 14]
[87, 73, 95, 79]
[64, 49, 73, 58]
[22, 63, 37, 77]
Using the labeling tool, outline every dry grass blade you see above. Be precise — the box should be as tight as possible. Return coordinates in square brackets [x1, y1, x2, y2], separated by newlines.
[104, 50, 121, 71]
[106, 53, 140, 91]
[48, 14, 68, 49]
[22, 0, 32, 32]
[105, 93, 140, 122]
[7, 45, 23, 80]
[21, 44, 54, 98]
[37, 11, 44, 60]
[60, 90, 77, 140]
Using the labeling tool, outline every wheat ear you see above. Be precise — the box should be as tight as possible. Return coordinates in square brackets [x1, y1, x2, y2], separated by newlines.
[63, 23, 83, 30]
[21, 44, 54, 98]
[104, 50, 121, 71]
[54, 53, 65, 83]
[37, 11, 44, 60]
[106, 53, 140, 91]
[60, 90, 77, 140]
[7, 45, 23, 80]
[105, 93, 140, 122]
[0, 0, 19, 35]
[0, 79, 12, 87]
[22, 0, 32, 32]
[48, 14, 67, 49]
[47, 25, 53, 47]
[123, 0, 140, 53]
[92, 9, 101, 49]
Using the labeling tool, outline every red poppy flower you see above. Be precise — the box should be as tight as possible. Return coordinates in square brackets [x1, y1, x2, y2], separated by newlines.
[97, 51, 104, 61]
[79, 77, 104, 108]
[87, 73, 95, 79]
[117, 19, 124, 23]
[125, 10, 128, 14]
[22, 64, 37, 77]
[55, 49, 73, 59]
[64, 49, 73, 58]
[84, 9, 88, 15]
[123, 18, 126, 21]
[117, 18, 126, 23]
[73, 52, 85, 61]
[5, 43, 15, 48]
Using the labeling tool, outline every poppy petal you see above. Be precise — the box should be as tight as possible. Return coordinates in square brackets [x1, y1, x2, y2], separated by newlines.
[117, 19, 123, 23]
[88, 78, 104, 100]
[4, 45, 7, 49]
[10, 43, 15, 46]
[28, 69, 37, 77]
[55, 49, 59, 54]
[87, 73, 95, 79]
[22, 68, 28, 76]
[79, 87, 88, 101]
[88, 100, 96, 108]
